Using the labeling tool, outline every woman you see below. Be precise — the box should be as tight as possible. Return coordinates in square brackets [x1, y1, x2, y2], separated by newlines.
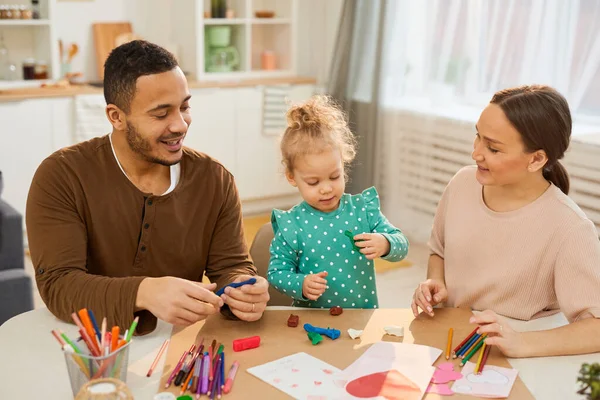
[411, 85, 600, 357]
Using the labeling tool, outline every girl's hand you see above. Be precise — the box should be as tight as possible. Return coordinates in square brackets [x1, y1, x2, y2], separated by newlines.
[302, 271, 328, 300]
[410, 278, 448, 317]
[470, 310, 528, 358]
[353, 233, 390, 260]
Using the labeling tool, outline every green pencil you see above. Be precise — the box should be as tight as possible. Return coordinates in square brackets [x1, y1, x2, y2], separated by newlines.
[460, 334, 487, 366]
[125, 316, 139, 342]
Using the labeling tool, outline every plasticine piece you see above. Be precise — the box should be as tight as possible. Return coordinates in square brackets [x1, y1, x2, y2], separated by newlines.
[232, 335, 261, 352]
[304, 323, 341, 340]
[216, 278, 257, 296]
[383, 325, 404, 337]
[329, 306, 343, 316]
[347, 328, 363, 339]
[344, 230, 362, 251]
[308, 331, 323, 345]
[287, 314, 299, 327]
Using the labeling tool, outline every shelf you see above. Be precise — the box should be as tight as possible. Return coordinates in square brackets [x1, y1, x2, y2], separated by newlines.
[251, 24, 291, 71]
[251, 18, 291, 25]
[204, 18, 246, 25]
[0, 19, 51, 26]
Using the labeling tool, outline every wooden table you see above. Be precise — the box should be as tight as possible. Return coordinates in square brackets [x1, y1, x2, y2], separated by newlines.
[158, 308, 533, 399]
[3, 307, 596, 399]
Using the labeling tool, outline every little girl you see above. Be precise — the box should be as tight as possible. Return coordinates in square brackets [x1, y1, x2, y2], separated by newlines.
[267, 95, 409, 309]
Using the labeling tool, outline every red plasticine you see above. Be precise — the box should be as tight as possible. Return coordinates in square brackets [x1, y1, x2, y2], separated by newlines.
[232, 335, 261, 352]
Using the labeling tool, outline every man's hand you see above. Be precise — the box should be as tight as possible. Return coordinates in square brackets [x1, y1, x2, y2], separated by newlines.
[220, 275, 270, 322]
[354, 233, 391, 260]
[136, 277, 223, 326]
[302, 271, 328, 300]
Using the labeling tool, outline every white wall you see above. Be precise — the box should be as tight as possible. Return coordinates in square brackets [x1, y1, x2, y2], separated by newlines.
[296, 0, 343, 88]
[54, 0, 343, 84]
[54, 0, 129, 82]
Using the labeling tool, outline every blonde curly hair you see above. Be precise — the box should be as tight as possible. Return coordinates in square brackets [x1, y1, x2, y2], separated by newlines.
[280, 95, 357, 175]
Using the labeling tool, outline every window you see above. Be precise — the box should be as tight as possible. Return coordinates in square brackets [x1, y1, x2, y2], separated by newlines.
[377, 0, 600, 120]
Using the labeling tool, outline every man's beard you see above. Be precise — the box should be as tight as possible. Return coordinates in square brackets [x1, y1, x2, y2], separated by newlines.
[126, 122, 182, 167]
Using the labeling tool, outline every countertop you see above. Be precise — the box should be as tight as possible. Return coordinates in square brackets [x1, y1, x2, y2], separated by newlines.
[0, 76, 317, 102]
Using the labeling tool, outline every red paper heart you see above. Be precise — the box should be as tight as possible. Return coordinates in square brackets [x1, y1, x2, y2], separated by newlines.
[291, 384, 298, 388]
[273, 378, 281, 384]
[346, 370, 421, 400]
[314, 381, 322, 386]
[323, 369, 334, 375]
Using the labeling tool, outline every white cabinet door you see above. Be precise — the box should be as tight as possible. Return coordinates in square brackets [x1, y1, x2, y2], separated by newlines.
[234, 86, 307, 200]
[0, 98, 71, 219]
[186, 88, 237, 174]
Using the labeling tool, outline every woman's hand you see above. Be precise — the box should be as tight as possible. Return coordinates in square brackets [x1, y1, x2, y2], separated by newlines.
[470, 310, 528, 358]
[410, 278, 448, 317]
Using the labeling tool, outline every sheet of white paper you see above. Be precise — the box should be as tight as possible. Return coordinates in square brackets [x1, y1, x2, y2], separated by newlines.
[247, 352, 344, 400]
[333, 342, 442, 400]
[452, 361, 518, 398]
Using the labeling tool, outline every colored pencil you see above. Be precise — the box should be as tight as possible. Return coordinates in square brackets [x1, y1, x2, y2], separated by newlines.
[460, 335, 487, 366]
[78, 309, 97, 347]
[88, 309, 102, 343]
[475, 342, 486, 374]
[111, 326, 119, 352]
[147, 340, 170, 376]
[477, 343, 492, 374]
[125, 316, 139, 342]
[51, 330, 65, 346]
[165, 346, 192, 389]
[100, 318, 107, 350]
[445, 328, 453, 360]
[453, 327, 478, 357]
[458, 333, 481, 358]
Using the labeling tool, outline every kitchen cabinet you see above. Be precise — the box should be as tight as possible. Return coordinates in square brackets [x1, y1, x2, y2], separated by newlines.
[186, 88, 237, 174]
[0, 97, 72, 219]
[0, 82, 314, 222]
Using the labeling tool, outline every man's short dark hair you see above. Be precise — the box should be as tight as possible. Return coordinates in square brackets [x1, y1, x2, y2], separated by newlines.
[103, 40, 179, 113]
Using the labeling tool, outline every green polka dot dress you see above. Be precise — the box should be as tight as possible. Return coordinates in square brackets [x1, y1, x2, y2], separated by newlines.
[267, 186, 409, 309]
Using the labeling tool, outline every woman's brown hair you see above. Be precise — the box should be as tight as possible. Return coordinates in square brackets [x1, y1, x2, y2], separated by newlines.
[491, 85, 571, 194]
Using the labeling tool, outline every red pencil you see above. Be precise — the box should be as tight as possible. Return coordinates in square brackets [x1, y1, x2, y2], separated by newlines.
[453, 327, 478, 356]
[477, 343, 492, 374]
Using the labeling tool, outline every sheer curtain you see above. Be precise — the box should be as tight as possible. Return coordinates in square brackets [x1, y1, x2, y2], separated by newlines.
[330, 0, 600, 241]
[378, 0, 600, 118]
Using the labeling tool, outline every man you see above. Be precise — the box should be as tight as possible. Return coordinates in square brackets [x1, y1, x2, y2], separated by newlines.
[26, 40, 269, 335]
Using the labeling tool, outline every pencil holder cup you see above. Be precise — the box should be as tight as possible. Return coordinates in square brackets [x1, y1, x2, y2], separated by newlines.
[63, 341, 131, 397]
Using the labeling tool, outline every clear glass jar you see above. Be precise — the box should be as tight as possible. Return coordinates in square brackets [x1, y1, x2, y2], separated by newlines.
[10, 5, 21, 19]
[34, 60, 48, 79]
[22, 58, 35, 80]
[2, 5, 13, 19]
[32, 0, 40, 19]
[0, 6, 7, 20]
[20, 6, 33, 19]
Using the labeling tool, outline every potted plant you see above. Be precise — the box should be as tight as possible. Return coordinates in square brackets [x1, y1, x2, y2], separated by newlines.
[578, 363, 600, 399]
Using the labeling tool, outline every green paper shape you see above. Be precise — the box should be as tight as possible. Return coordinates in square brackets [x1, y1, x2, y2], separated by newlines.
[344, 230, 362, 251]
[308, 331, 323, 345]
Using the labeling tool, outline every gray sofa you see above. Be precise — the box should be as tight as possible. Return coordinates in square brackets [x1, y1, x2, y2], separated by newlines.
[0, 171, 34, 325]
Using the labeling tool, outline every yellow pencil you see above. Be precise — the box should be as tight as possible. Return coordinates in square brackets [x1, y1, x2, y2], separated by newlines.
[445, 328, 453, 360]
[475, 343, 486, 374]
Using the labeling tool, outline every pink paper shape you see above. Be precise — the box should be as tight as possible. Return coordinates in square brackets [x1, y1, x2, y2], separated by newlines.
[426, 382, 454, 395]
[431, 364, 463, 384]
[438, 362, 456, 371]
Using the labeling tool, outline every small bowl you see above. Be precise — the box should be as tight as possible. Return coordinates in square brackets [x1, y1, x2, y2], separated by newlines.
[255, 10, 275, 18]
